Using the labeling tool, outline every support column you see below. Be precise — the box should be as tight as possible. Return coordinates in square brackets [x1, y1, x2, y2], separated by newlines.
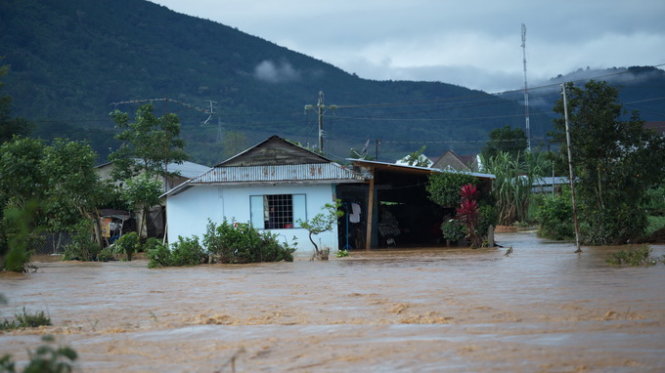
[364, 172, 375, 250]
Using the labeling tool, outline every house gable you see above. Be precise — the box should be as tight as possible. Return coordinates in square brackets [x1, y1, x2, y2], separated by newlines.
[216, 136, 330, 167]
[432, 150, 472, 172]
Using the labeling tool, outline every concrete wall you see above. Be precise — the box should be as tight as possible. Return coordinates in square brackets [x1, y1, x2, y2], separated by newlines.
[166, 183, 338, 256]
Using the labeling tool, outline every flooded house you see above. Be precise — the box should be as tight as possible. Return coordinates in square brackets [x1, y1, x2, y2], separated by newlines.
[161, 136, 365, 254]
[162, 136, 495, 254]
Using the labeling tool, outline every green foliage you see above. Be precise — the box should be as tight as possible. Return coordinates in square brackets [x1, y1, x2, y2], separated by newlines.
[109, 104, 187, 180]
[148, 236, 205, 267]
[0, 335, 77, 373]
[142, 237, 164, 253]
[14, 308, 51, 328]
[96, 246, 116, 262]
[203, 220, 295, 264]
[481, 125, 527, 160]
[477, 204, 498, 239]
[62, 220, 100, 261]
[441, 219, 465, 242]
[606, 246, 661, 266]
[298, 201, 343, 254]
[121, 175, 162, 238]
[1, 308, 51, 331]
[643, 185, 665, 216]
[336, 249, 349, 258]
[427, 172, 476, 208]
[0, 137, 45, 205]
[113, 232, 139, 261]
[645, 216, 665, 237]
[169, 236, 206, 266]
[146, 241, 172, 268]
[0, 137, 105, 257]
[122, 176, 162, 209]
[1, 201, 38, 272]
[534, 192, 574, 240]
[552, 80, 665, 244]
[480, 151, 546, 225]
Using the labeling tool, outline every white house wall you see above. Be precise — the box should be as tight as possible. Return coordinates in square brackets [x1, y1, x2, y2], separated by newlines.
[166, 183, 339, 257]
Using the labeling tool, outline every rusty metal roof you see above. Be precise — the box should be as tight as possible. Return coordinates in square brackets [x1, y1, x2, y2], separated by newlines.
[348, 159, 495, 179]
[163, 163, 366, 197]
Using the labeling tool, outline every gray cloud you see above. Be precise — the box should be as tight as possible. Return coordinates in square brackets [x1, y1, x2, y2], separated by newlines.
[253, 60, 301, 83]
[153, 0, 665, 92]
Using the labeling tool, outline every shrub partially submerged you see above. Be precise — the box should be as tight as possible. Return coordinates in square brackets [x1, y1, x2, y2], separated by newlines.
[147, 236, 205, 268]
[1, 308, 51, 331]
[148, 220, 295, 268]
[203, 220, 295, 264]
[606, 246, 663, 266]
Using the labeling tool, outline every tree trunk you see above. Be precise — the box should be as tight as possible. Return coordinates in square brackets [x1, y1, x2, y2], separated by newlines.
[308, 232, 319, 254]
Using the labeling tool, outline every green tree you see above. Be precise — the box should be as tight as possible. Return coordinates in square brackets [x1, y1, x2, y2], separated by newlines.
[122, 175, 162, 239]
[0, 137, 46, 205]
[0, 64, 32, 143]
[41, 139, 104, 249]
[109, 104, 187, 181]
[427, 172, 476, 208]
[1, 137, 106, 265]
[481, 125, 527, 160]
[298, 201, 343, 259]
[552, 80, 665, 244]
[0, 138, 46, 265]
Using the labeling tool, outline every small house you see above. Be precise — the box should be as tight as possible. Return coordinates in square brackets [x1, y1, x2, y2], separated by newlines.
[162, 136, 365, 254]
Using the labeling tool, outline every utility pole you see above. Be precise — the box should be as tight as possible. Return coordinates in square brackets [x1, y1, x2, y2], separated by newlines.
[304, 91, 336, 153]
[521, 23, 531, 152]
[561, 83, 582, 253]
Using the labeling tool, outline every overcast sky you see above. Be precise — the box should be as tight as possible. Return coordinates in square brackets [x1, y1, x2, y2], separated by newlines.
[151, 0, 665, 93]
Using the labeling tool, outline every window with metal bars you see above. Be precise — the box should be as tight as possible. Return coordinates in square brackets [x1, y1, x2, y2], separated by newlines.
[250, 194, 306, 229]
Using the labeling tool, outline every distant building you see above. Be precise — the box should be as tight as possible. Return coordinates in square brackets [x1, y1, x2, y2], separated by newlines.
[531, 176, 569, 194]
[95, 160, 211, 192]
[95, 160, 210, 238]
[432, 150, 478, 172]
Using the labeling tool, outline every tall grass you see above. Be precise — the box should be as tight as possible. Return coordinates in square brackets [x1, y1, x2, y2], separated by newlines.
[0, 308, 51, 331]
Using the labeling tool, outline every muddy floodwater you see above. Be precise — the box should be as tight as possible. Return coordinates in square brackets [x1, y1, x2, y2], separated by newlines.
[1, 231, 665, 372]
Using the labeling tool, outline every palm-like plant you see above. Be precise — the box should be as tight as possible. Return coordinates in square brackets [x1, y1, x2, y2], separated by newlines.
[481, 151, 546, 225]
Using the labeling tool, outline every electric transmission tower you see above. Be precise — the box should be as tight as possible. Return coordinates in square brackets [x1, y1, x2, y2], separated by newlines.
[521, 23, 531, 152]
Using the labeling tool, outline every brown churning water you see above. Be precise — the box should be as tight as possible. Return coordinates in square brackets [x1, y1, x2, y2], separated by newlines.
[1, 231, 664, 372]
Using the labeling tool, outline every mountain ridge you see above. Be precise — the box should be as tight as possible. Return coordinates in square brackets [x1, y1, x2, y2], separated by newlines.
[3, 0, 659, 165]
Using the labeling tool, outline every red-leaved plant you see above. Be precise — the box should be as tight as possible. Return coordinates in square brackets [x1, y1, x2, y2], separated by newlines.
[456, 183, 481, 247]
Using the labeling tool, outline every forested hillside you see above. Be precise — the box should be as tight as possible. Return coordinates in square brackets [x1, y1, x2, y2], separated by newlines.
[0, 0, 575, 163]
[498, 66, 665, 123]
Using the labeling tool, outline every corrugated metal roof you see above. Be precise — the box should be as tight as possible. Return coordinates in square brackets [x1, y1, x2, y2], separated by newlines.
[348, 159, 495, 179]
[166, 161, 210, 179]
[192, 163, 364, 184]
[162, 162, 366, 197]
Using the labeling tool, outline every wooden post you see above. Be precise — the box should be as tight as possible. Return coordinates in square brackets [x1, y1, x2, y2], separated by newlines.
[364, 172, 375, 250]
